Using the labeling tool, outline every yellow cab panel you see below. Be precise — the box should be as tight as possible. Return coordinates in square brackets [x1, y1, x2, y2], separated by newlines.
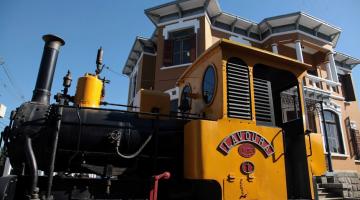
[178, 39, 327, 200]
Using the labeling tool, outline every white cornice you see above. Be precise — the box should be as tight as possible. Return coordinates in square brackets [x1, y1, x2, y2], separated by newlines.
[157, 13, 205, 27]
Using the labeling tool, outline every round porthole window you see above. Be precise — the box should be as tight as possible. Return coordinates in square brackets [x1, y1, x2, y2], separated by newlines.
[202, 65, 216, 104]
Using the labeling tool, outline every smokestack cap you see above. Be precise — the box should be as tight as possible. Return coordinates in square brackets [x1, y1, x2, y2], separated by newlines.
[42, 34, 65, 50]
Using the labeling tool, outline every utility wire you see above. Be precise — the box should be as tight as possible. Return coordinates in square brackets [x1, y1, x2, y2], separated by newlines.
[104, 65, 128, 78]
[0, 59, 25, 101]
[0, 76, 23, 101]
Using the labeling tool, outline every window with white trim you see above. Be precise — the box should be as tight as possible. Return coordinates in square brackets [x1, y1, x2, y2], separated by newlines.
[129, 72, 137, 103]
[323, 110, 345, 154]
[163, 28, 196, 67]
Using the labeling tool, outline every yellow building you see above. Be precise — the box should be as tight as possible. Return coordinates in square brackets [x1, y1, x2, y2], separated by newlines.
[123, 0, 360, 198]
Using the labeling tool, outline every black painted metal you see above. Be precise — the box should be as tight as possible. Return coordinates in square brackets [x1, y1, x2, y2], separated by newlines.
[7, 103, 187, 172]
[25, 136, 39, 200]
[32, 34, 65, 104]
[46, 99, 64, 199]
[0, 175, 17, 200]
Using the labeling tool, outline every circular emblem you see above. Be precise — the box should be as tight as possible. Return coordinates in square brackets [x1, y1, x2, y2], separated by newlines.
[240, 161, 255, 174]
[238, 143, 256, 158]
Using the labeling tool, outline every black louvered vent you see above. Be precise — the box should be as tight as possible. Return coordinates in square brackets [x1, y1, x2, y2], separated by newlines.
[253, 78, 274, 126]
[226, 62, 251, 119]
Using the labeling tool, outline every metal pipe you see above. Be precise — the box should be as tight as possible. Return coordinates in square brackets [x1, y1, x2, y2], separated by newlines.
[320, 102, 333, 172]
[46, 100, 64, 199]
[32, 34, 65, 104]
[25, 135, 39, 200]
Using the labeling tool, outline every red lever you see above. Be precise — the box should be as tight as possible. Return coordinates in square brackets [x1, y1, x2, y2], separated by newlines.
[149, 172, 171, 200]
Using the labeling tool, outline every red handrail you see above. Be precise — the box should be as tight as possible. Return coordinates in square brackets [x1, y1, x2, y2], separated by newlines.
[149, 172, 171, 200]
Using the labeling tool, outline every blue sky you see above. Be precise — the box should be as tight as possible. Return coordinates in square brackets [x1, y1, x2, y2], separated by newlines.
[0, 0, 359, 128]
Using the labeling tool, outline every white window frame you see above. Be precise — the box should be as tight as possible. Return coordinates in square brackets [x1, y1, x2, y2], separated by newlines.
[164, 87, 179, 100]
[318, 102, 348, 157]
[163, 19, 199, 40]
[128, 58, 140, 105]
[162, 19, 199, 69]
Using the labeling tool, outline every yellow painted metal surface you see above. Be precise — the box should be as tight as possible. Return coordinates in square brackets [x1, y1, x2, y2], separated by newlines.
[179, 39, 327, 199]
[74, 73, 103, 107]
[305, 133, 327, 176]
[223, 178, 258, 200]
[135, 89, 170, 119]
[184, 118, 287, 200]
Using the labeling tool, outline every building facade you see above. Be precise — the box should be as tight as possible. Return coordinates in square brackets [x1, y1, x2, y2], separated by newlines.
[122, 0, 360, 173]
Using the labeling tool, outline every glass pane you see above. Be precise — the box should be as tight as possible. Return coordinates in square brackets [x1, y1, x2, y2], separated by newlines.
[182, 38, 191, 51]
[173, 40, 181, 53]
[173, 52, 181, 65]
[180, 85, 192, 112]
[170, 28, 194, 38]
[323, 111, 344, 154]
[170, 99, 178, 112]
[202, 66, 216, 104]
[182, 51, 190, 63]
[324, 111, 335, 122]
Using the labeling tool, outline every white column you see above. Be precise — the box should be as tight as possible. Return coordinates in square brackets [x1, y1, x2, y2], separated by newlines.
[271, 43, 278, 54]
[294, 40, 304, 63]
[324, 61, 333, 81]
[327, 51, 339, 82]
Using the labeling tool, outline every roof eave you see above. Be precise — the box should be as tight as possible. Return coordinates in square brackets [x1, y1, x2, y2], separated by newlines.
[122, 36, 151, 76]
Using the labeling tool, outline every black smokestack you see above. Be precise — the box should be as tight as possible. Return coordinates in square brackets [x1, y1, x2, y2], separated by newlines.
[32, 34, 65, 104]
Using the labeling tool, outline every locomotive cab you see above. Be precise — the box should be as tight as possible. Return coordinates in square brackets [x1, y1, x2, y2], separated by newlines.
[177, 39, 326, 200]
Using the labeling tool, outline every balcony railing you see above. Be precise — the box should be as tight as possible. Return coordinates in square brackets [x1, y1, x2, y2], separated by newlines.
[304, 74, 344, 100]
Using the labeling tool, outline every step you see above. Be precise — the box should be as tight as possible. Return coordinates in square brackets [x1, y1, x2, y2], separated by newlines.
[318, 193, 341, 199]
[320, 183, 351, 189]
[317, 185, 343, 200]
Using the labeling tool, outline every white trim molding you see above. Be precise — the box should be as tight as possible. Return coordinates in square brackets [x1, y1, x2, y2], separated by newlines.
[261, 30, 334, 46]
[229, 36, 252, 46]
[210, 20, 334, 46]
[158, 13, 205, 27]
[306, 74, 341, 87]
[163, 18, 200, 39]
[330, 95, 345, 101]
[211, 25, 259, 43]
[128, 60, 140, 105]
[160, 63, 191, 70]
[324, 152, 350, 158]
[165, 87, 179, 100]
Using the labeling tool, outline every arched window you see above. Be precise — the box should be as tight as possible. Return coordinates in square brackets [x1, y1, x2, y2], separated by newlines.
[323, 110, 344, 154]
[179, 84, 192, 112]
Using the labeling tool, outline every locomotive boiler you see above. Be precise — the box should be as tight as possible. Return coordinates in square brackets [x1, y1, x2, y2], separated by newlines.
[0, 34, 327, 200]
